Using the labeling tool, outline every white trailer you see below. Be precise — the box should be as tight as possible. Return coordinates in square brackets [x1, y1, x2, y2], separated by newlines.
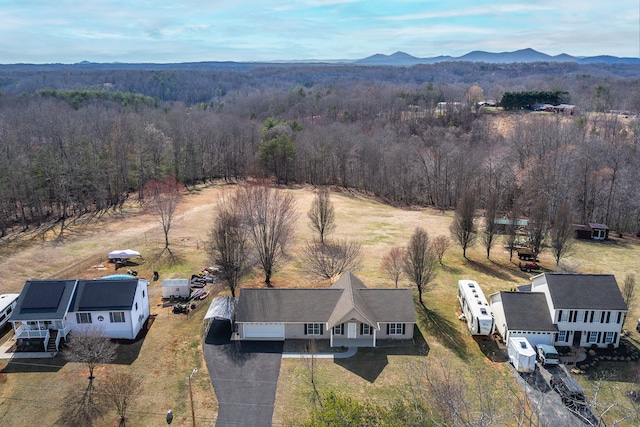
[457, 279, 494, 336]
[0, 294, 19, 329]
[162, 278, 191, 300]
[508, 337, 536, 373]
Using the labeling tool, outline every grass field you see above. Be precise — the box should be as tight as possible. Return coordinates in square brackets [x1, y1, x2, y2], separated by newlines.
[0, 183, 639, 426]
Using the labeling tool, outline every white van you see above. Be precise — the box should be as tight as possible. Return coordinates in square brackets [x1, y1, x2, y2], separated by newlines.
[536, 344, 560, 366]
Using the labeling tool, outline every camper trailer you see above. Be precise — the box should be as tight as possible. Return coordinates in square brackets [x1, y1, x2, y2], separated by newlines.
[457, 279, 494, 336]
[0, 294, 19, 329]
[508, 337, 536, 373]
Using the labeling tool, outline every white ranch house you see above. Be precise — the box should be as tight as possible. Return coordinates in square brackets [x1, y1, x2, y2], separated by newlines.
[10, 276, 150, 352]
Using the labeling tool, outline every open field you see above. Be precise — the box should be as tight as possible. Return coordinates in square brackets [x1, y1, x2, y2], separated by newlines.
[1, 183, 639, 426]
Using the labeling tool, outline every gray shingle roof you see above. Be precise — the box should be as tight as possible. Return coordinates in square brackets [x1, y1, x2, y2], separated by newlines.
[70, 279, 139, 312]
[11, 280, 77, 321]
[500, 291, 557, 332]
[235, 272, 416, 326]
[543, 273, 627, 310]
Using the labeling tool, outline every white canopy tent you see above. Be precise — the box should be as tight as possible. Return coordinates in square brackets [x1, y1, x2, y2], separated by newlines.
[107, 249, 142, 260]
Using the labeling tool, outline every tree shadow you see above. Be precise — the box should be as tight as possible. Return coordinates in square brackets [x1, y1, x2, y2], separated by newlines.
[464, 259, 513, 281]
[473, 335, 508, 362]
[416, 302, 469, 360]
[334, 326, 430, 383]
[56, 382, 106, 426]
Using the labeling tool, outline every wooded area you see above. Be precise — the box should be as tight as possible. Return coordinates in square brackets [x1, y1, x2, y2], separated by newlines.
[1, 61, 639, 238]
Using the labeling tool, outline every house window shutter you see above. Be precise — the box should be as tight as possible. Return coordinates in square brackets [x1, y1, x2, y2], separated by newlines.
[606, 311, 611, 323]
[589, 311, 594, 322]
[402, 324, 406, 335]
[557, 310, 562, 322]
[360, 324, 363, 334]
[304, 324, 308, 335]
[598, 332, 602, 343]
[613, 332, 618, 343]
[386, 324, 390, 334]
[320, 324, 324, 335]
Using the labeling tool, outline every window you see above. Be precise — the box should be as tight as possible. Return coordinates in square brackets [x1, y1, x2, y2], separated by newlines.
[559, 310, 569, 322]
[305, 323, 322, 335]
[6, 306, 12, 315]
[0, 314, 5, 323]
[576, 310, 584, 322]
[388, 323, 404, 335]
[604, 331, 614, 344]
[557, 331, 566, 342]
[76, 313, 92, 324]
[333, 324, 343, 335]
[109, 312, 125, 323]
[361, 324, 372, 335]
[588, 331, 598, 343]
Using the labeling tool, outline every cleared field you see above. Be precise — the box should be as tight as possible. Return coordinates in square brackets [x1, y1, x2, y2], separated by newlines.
[0, 183, 639, 426]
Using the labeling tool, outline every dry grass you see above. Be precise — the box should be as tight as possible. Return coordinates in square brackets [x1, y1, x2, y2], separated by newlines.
[0, 183, 639, 426]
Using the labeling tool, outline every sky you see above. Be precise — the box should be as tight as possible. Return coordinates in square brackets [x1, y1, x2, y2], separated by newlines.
[1, 0, 639, 64]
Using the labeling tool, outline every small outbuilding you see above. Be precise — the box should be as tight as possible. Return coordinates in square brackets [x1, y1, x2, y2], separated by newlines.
[162, 279, 190, 300]
[573, 223, 609, 240]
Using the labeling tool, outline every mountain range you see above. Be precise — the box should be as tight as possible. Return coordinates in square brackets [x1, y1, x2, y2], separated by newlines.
[353, 48, 640, 66]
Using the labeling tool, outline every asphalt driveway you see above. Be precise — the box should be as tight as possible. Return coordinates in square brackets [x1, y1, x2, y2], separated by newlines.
[204, 320, 283, 427]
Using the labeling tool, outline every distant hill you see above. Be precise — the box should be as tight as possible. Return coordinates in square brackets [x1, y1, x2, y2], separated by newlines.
[353, 48, 640, 66]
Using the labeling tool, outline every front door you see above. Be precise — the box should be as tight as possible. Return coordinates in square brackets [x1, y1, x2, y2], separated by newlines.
[348, 323, 357, 339]
[573, 331, 582, 346]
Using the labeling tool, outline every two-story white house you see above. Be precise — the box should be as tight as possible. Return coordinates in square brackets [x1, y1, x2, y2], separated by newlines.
[491, 273, 628, 349]
[530, 273, 627, 348]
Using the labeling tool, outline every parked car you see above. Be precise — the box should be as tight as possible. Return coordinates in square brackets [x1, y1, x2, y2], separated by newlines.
[519, 262, 542, 273]
[550, 374, 587, 411]
[536, 344, 560, 366]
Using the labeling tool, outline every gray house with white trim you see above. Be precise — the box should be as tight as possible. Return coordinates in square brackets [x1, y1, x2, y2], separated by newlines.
[235, 271, 416, 347]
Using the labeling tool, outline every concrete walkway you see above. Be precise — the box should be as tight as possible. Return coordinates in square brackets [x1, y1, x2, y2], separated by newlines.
[282, 346, 358, 359]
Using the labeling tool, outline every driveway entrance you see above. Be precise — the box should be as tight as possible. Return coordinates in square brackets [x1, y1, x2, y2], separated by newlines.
[204, 322, 283, 427]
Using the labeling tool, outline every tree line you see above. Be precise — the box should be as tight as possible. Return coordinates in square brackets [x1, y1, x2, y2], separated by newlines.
[1, 66, 639, 239]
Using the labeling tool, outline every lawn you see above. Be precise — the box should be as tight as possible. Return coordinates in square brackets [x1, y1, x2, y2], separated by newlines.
[0, 183, 639, 426]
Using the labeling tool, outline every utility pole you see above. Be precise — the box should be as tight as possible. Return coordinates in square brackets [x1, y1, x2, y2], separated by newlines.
[188, 368, 198, 427]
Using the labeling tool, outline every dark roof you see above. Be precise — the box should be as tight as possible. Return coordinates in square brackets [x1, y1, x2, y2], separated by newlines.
[70, 279, 139, 312]
[588, 223, 609, 230]
[499, 291, 557, 332]
[11, 280, 77, 321]
[236, 272, 416, 326]
[543, 273, 626, 310]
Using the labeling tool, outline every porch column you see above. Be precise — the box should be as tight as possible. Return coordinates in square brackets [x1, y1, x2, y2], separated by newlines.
[330, 327, 334, 347]
[373, 328, 376, 347]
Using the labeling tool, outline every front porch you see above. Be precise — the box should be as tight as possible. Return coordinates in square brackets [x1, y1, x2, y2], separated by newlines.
[331, 337, 375, 347]
[12, 320, 71, 352]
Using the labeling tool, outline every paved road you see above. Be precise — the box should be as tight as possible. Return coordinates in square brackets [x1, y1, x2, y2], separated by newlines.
[204, 320, 283, 427]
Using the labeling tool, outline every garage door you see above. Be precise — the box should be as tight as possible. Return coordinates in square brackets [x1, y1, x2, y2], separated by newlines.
[243, 323, 285, 339]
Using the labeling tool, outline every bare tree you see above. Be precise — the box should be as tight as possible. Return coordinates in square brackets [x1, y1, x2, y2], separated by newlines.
[529, 198, 549, 260]
[504, 201, 522, 262]
[142, 175, 184, 255]
[207, 193, 252, 297]
[100, 371, 142, 427]
[450, 190, 477, 258]
[404, 227, 437, 305]
[64, 326, 118, 388]
[623, 273, 637, 309]
[302, 240, 362, 281]
[550, 201, 575, 266]
[237, 184, 298, 285]
[381, 247, 405, 288]
[308, 188, 336, 244]
[431, 236, 451, 265]
[481, 192, 499, 259]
